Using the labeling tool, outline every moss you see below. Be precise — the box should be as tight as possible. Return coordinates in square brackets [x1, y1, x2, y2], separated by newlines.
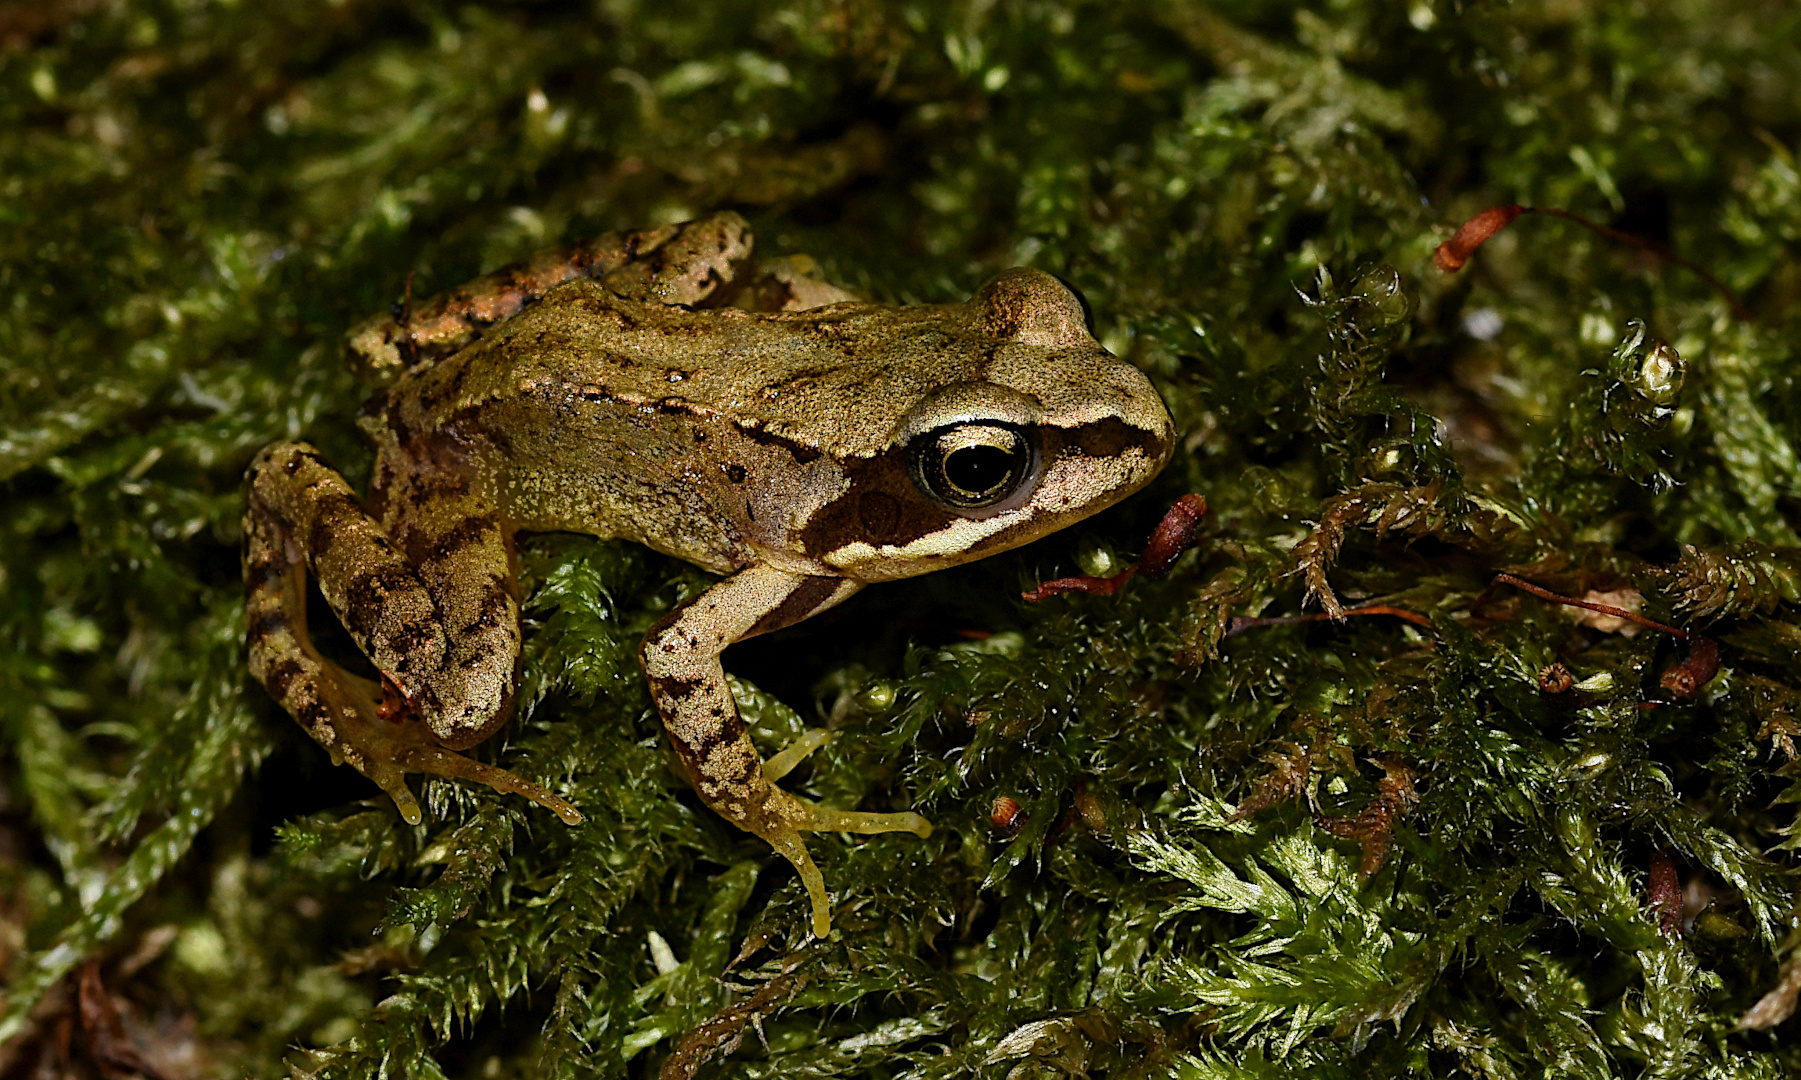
[4, 0, 1801, 1076]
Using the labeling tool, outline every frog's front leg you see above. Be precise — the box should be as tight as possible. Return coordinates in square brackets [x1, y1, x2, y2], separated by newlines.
[244, 442, 580, 825]
[642, 565, 931, 938]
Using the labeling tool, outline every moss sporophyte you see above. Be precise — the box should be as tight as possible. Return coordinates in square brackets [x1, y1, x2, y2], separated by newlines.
[10, 2, 1801, 1076]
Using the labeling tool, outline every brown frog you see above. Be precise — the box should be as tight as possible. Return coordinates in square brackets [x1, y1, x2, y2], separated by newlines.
[243, 212, 1175, 936]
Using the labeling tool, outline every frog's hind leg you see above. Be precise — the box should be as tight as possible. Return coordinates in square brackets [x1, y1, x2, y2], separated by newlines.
[243, 442, 580, 825]
[642, 565, 931, 939]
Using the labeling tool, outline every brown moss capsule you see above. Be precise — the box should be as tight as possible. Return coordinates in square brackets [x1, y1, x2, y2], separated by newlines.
[1434, 204, 1526, 273]
[1648, 850, 1683, 937]
[1538, 663, 1574, 694]
[1022, 494, 1207, 601]
[990, 795, 1025, 834]
[1073, 784, 1109, 838]
[1660, 636, 1720, 699]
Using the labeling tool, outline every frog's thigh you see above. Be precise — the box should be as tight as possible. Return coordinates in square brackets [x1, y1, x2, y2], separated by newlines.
[245, 443, 448, 695]
[246, 443, 577, 825]
[386, 492, 523, 745]
[244, 442, 449, 821]
[641, 565, 930, 937]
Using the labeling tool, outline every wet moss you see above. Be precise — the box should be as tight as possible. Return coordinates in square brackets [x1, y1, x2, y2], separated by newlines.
[4, 1, 1801, 1076]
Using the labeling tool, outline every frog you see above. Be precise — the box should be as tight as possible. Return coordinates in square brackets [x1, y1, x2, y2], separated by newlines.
[243, 211, 1176, 937]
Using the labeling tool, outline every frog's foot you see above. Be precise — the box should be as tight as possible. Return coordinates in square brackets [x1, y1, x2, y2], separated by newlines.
[381, 734, 585, 827]
[317, 670, 583, 827]
[756, 776, 932, 939]
[753, 729, 932, 934]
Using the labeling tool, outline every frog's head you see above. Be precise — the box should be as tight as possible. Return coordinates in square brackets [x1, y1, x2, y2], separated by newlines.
[807, 268, 1176, 582]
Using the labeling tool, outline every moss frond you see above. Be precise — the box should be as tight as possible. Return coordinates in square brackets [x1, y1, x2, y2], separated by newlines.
[6, 1, 1801, 1075]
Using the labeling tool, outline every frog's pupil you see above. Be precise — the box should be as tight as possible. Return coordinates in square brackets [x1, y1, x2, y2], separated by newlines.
[945, 444, 1012, 495]
[907, 421, 1035, 511]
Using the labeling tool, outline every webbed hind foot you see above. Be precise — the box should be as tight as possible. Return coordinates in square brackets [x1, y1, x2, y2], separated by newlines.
[314, 670, 582, 827]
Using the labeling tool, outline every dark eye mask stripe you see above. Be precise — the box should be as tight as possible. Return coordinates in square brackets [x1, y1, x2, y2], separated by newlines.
[797, 416, 1162, 558]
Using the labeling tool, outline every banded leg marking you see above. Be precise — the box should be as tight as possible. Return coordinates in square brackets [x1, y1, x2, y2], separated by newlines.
[641, 566, 930, 938]
[243, 441, 579, 825]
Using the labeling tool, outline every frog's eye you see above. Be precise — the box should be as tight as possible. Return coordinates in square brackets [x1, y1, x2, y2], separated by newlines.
[907, 422, 1037, 511]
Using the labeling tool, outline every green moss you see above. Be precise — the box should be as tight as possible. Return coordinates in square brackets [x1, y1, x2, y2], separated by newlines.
[5, 0, 1801, 1075]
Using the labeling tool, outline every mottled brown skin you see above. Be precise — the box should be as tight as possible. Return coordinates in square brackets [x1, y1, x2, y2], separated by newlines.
[245, 212, 1176, 937]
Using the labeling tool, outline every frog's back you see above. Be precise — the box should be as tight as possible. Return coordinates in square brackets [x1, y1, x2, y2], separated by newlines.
[451, 279, 1155, 453]
[343, 213, 757, 385]
[373, 270, 1171, 584]
[363, 282, 873, 577]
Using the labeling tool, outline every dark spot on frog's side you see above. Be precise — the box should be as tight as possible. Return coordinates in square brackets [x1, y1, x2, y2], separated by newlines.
[263, 658, 304, 700]
[649, 674, 704, 702]
[724, 463, 748, 484]
[247, 609, 290, 641]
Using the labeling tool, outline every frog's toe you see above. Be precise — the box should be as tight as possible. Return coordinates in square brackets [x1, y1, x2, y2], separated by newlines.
[393, 741, 584, 826]
[763, 828, 833, 938]
[761, 728, 833, 782]
[353, 752, 426, 826]
[789, 801, 932, 839]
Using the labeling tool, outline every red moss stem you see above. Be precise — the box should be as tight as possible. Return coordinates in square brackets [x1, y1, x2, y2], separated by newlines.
[1434, 204, 1753, 322]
